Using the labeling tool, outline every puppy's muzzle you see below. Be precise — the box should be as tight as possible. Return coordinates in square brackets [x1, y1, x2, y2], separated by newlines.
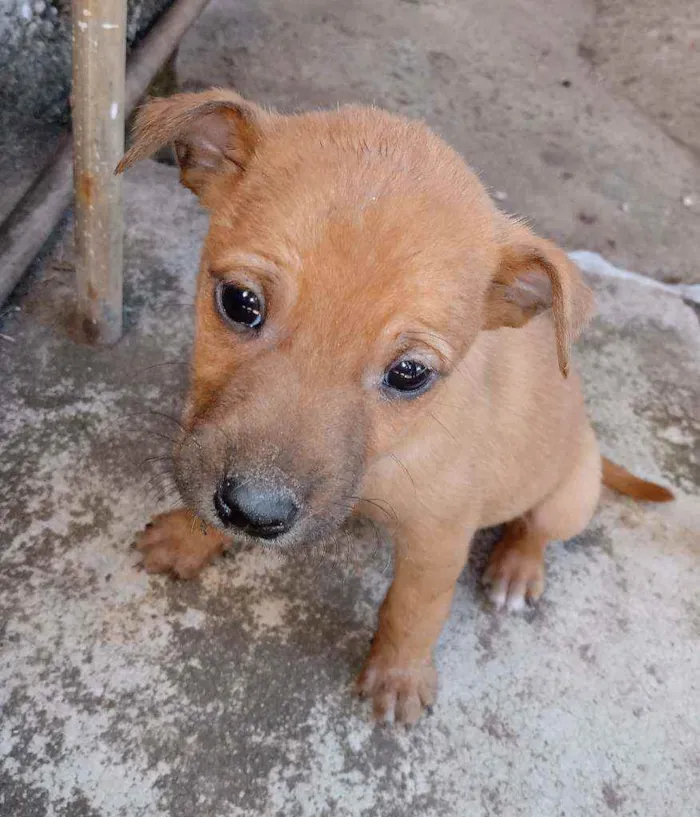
[214, 477, 300, 540]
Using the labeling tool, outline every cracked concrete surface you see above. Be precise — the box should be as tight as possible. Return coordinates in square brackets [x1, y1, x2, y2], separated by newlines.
[1, 157, 698, 817]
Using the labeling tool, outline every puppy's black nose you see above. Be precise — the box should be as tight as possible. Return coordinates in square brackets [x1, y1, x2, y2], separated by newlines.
[214, 478, 299, 539]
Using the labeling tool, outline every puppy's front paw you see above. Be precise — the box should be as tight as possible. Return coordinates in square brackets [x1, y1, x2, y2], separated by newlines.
[356, 650, 437, 725]
[482, 541, 545, 612]
[135, 510, 228, 579]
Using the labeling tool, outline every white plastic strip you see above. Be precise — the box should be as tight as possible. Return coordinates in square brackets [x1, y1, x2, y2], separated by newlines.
[570, 250, 700, 305]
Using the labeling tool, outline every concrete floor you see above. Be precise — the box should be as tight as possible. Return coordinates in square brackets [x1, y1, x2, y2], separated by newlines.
[175, 0, 700, 285]
[1, 1, 700, 815]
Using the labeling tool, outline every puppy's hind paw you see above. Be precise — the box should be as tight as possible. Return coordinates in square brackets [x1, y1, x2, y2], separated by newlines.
[482, 543, 545, 613]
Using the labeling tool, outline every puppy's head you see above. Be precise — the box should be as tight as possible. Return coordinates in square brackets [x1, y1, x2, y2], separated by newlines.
[118, 89, 593, 545]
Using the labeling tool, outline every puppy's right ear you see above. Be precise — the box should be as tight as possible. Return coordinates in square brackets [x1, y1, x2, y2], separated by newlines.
[115, 89, 269, 201]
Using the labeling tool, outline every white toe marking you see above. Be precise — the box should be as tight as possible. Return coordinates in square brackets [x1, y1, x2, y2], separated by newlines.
[506, 593, 526, 612]
[489, 585, 507, 610]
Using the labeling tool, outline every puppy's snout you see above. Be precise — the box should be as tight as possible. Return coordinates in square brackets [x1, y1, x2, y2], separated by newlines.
[214, 477, 299, 539]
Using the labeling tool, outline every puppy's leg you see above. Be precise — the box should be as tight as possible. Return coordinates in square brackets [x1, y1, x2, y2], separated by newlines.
[483, 424, 601, 611]
[357, 524, 473, 724]
[135, 509, 230, 579]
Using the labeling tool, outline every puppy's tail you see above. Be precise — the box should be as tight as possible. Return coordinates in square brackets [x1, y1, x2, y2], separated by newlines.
[601, 457, 674, 503]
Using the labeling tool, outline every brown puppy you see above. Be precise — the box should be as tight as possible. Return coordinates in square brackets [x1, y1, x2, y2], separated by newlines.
[117, 89, 672, 724]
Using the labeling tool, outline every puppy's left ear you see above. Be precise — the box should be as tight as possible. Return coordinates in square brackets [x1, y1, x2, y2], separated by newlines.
[483, 230, 594, 377]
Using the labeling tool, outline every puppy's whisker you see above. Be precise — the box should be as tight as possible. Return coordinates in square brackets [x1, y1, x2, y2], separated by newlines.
[142, 469, 175, 489]
[138, 359, 190, 373]
[143, 468, 178, 495]
[144, 473, 177, 496]
[142, 429, 179, 446]
[145, 477, 178, 499]
[157, 487, 182, 506]
[325, 502, 356, 516]
[143, 470, 170, 488]
[388, 453, 417, 496]
[120, 410, 181, 426]
[428, 412, 458, 443]
[351, 497, 399, 525]
[144, 410, 189, 432]
[118, 410, 205, 454]
[140, 455, 174, 467]
[362, 517, 388, 556]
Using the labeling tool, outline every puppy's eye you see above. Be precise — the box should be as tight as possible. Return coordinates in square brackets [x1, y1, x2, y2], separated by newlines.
[384, 359, 434, 395]
[216, 283, 264, 330]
